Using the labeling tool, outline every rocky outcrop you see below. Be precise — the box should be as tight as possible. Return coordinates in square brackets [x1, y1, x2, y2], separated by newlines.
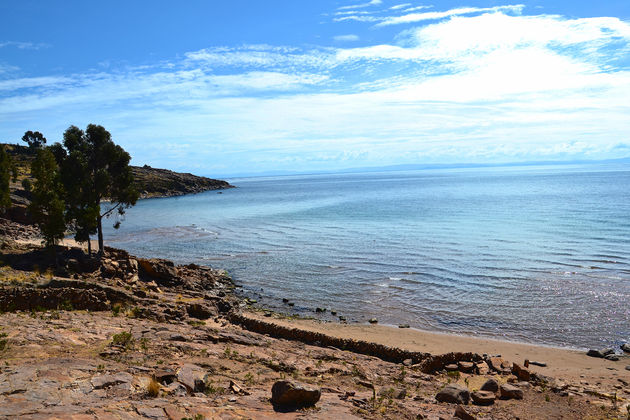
[132, 165, 234, 199]
[435, 384, 470, 404]
[271, 380, 321, 407]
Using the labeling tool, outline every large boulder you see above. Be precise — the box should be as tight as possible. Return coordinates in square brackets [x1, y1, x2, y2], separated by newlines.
[435, 384, 470, 404]
[480, 378, 499, 392]
[471, 390, 495, 405]
[500, 383, 524, 400]
[138, 258, 179, 286]
[271, 380, 321, 407]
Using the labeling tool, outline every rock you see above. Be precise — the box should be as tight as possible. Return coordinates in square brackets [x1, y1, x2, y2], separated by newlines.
[398, 324, 410, 328]
[138, 258, 178, 285]
[587, 348, 614, 358]
[500, 383, 524, 400]
[164, 381, 188, 396]
[315, 307, 326, 313]
[282, 298, 289, 303]
[379, 387, 406, 399]
[471, 390, 496, 405]
[91, 372, 133, 389]
[154, 368, 177, 384]
[604, 354, 619, 361]
[445, 364, 459, 372]
[338, 316, 346, 321]
[368, 318, 378, 324]
[330, 310, 337, 315]
[403, 358, 413, 367]
[512, 363, 531, 381]
[487, 356, 508, 372]
[621, 343, 630, 353]
[528, 360, 547, 367]
[454, 404, 476, 420]
[480, 378, 499, 392]
[435, 384, 470, 404]
[458, 361, 474, 373]
[271, 380, 321, 407]
[476, 361, 489, 375]
[626, 365, 630, 371]
[135, 405, 166, 419]
[177, 364, 206, 393]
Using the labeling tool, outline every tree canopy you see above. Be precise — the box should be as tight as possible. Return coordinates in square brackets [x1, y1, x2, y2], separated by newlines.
[61, 124, 139, 254]
[21, 130, 47, 150]
[29, 148, 66, 248]
[0, 145, 16, 212]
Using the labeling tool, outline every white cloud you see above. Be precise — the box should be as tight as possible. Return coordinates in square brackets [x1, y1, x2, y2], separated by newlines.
[390, 4, 412, 10]
[337, 0, 382, 11]
[1, 8, 629, 173]
[376, 4, 525, 26]
[333, 34, 360, 42]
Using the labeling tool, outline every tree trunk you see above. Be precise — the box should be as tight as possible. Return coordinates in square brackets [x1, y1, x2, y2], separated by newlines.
[87, 236, 91, 255]
[97, 215, 104, 256]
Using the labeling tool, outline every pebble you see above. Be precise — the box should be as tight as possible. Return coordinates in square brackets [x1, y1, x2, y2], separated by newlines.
[368, 318, 378, 324]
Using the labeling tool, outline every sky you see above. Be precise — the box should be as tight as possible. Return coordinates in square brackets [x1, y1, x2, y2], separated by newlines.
[0, 1, 629, 176]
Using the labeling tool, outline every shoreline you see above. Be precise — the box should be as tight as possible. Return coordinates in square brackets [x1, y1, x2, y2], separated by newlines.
[238, 310, 629, 390]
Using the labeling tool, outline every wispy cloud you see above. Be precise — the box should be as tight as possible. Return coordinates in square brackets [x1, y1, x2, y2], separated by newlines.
[333, 34, 360, 42]
[0, 41, 49, 50]
[337, 0, 382, 11]
[376, 4, 525, 26]
[0, 7, 629, 173]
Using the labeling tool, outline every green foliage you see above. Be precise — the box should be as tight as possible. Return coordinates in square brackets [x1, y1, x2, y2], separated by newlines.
[0, 332, 7, 351]
[61, 124, 139, 253]
[0, 146, 12, 212]
[111, 331, 134, 350]
[29, 148, 66, 249]
[21, 130, 47, 150]
[21, 177, 31, 192]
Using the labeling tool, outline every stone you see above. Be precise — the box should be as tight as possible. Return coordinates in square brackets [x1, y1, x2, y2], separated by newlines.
[445, 364, 459, 372]
[500, 383, 524, 400]
[138, 258, 178, 285]
[315, 307, 326, 313]
[91, 372, 133, 389]
[487, 357, 507, 372]
[480, 378, 499, 393]
[512, 363, 531, 381]
[471, 390, 496, 405]
[271, 380, 321, 407]
[398, 324, 410, 328]
[154, 368, 177, 384]
[626, 366, 630, 371]
[164, 381, 187, 397]
[135, 405, 166, 419]
[435, 384, 470, 404]
[604, 354, 619, 361]
[368, 318, 378, 324]
[621, 343, 630, 353]
[454, 404, 476, 420]
[458, 361, 474, 373]
[587, 349, 613, 358]
[403, 358, 413, 367]
[177, 364, 206, 393]
[476, 361, 489, 375]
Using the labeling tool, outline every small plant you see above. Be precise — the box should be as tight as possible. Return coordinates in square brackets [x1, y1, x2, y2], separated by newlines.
[147, 378, 160, 397]
[111, 303, 122, 317]
[223, 346, 232, 358]
[447, 370, 460, 380]
[59, 300, 73, 311]
[545, 394, 550, 402]
[140, 337, 149, 352]
[244, 372, 255, 386]
[182, 415, 205, 420]
[0, 332, 8, 351]
[111, 331, 134, 350]
[97, 364, 104, 371]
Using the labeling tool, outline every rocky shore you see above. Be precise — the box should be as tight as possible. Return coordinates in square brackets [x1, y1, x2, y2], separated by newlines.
[0, 224, 628, 419]
[131, 165, 234, 199]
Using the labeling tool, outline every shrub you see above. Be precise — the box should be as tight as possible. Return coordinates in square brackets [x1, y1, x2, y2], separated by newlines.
[111, 331, 134, 350]
[147, 378, 160, 397]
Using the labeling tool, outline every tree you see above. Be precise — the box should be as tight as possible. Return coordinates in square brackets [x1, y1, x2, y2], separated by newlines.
[21, 130, 47, 150]
[0, 145, 17, 213]
[62, 124, 138, 255]
[29, 148, 66, 249]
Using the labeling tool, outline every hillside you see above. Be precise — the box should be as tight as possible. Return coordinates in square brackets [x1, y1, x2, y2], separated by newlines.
[1, 143, 234, 224]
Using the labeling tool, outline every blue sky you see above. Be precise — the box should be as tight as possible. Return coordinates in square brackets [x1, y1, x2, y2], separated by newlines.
[0, 1, 629, 176]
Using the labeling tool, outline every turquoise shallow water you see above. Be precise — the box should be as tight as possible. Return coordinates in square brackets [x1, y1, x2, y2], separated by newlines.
[103, 163, 630, 349]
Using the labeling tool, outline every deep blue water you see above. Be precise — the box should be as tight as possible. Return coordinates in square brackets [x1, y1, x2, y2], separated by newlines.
[103, 164, 630, 349]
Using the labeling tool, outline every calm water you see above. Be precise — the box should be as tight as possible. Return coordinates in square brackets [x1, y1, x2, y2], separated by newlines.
[104, 164, 630, 349]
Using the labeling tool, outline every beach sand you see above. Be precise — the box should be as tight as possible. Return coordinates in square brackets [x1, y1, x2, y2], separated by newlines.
[243, 311, 630, 389]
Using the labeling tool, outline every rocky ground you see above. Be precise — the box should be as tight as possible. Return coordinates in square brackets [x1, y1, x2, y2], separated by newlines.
[0, 220, 627, 419]
[131, 165, 234, 199]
